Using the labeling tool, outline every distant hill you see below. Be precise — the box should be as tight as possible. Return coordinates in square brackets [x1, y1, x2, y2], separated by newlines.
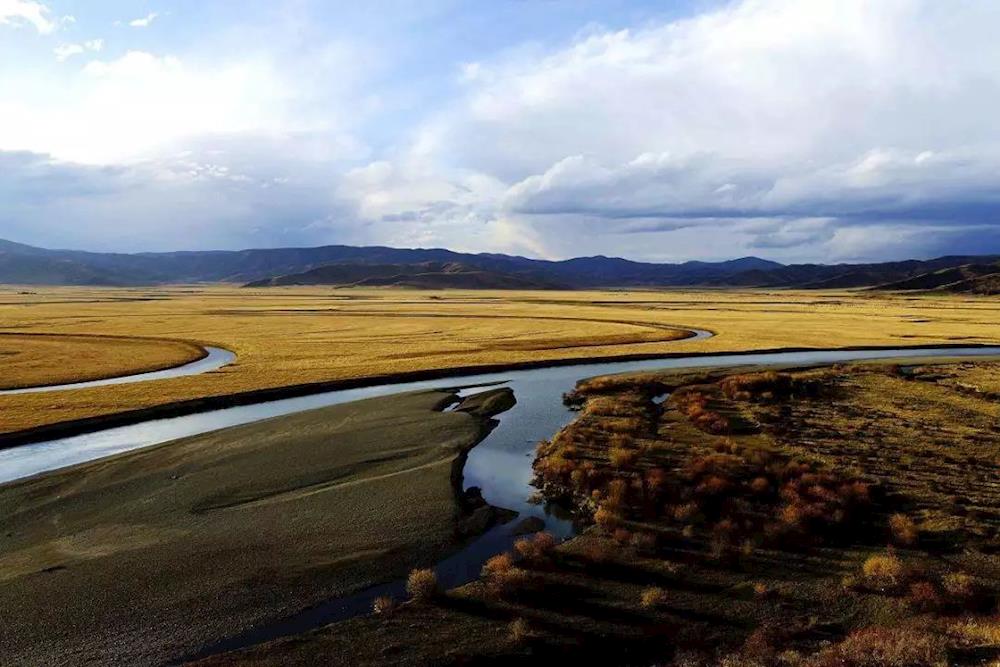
[0, 252, 140, 286]
[713, 256, 1000, 289]
[871, 262, 1000, 295]
[1, 237, 1000, 290]
[245, 261, 566, 290]
[0, 238, 788, 287]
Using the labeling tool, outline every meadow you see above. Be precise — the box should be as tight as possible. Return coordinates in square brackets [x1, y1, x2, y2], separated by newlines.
[1, 285, 1000, 435]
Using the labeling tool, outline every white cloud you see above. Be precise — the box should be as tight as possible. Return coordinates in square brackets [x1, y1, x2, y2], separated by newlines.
[128, 12, 158, 28]
[340, 0, 1000, 260]
[53, 43, 83, 61]
[0, 0, 56, 34]
[0, 50, 295, 163]
[53, 38, 103, 61]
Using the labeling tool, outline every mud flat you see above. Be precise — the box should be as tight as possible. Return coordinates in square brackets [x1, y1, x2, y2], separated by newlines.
[0, 387, 513, 665]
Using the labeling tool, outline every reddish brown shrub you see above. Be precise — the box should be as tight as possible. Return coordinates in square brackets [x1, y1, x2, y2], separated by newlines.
[750, 476, 771, 495]
[673, 502, 701, 522]
[889, 513, 919, 547]
[696, 474, 731, 496]
[513, 532, 557, 563]
[606, 478, 629, 508]
[482, 552, 514, 578]
[406, 568, 438, 601]
[481, 553, 528, 597]
[594, 506, 620, 531]
[908, 581, 941, 611]
[372, 596, 396, 615]
[838, 481, 872, 505]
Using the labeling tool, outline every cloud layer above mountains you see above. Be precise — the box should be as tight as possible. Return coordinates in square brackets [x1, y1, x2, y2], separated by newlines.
[3, 0, 1000, 261]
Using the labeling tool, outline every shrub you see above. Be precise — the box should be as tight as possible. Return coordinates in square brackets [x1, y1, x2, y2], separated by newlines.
[838, 481, 872, 505]
[532, 531, 557, 553]
[908, 581, 941, 611]
[861, 552, 905, 589]
[696, 474, 731, 496]
[508, 617, 530, 645]
[606, 478, 630, 507]
[645, 468, 668, 494]
[941, 572, 975, 604]
[406, 568, 438, 601]
[948, 616, 1000, 646]
[513, 537, 535, 561]
[779, 503, 804, 528]
[609, 446, 639, 468]
[594, 506, 620, 531]
[750, 476, 771, 495]
[372, 595, 396, 615]
[482, 553, 528, 597]
[640, 586, 668, 609]
[673, 502, 701, 522]
[482, 553, 515, 578]
[889, 514, 919, 546]
[806, 627, 947, 666]
[687, 452, 741, 478]
[514, 531, 558, 564]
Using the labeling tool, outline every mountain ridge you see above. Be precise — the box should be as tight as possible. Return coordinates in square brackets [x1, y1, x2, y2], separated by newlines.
[1, 238, 999, 290]
[244, 261, 567, 290]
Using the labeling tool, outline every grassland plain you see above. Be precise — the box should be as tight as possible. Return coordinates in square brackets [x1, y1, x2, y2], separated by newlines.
[0, 332, 204, 389]
[0, 387, 514, 665]
[1, 285, 999, 435]
[199, 359, 1000, 666]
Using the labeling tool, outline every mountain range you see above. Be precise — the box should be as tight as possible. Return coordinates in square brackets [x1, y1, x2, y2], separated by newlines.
[1, 238, 999, 292]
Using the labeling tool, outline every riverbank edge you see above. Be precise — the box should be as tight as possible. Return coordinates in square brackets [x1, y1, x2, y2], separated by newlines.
[0, 332, 211, 391]
[169, 386, 519, 664]
[10, 338, 1000, 451]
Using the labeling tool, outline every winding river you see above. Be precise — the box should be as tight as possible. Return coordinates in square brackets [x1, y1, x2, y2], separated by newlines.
[0, 345, 236, 395]
[3, 338, 1000, 661]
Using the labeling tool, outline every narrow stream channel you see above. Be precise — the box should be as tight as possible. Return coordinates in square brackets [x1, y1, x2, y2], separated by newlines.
[0, 346, 236, 395]
[3, 342, 999, 663]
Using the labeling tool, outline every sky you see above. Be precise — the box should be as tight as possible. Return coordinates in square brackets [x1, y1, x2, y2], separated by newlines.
[3, 0, 1000, 263]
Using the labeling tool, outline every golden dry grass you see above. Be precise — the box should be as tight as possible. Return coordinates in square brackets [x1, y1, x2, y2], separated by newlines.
[1, 284, 999, 434]
[0, 333, 203, 390]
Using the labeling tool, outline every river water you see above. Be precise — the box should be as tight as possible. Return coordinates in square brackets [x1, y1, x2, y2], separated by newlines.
[0, 346, 235, 395]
